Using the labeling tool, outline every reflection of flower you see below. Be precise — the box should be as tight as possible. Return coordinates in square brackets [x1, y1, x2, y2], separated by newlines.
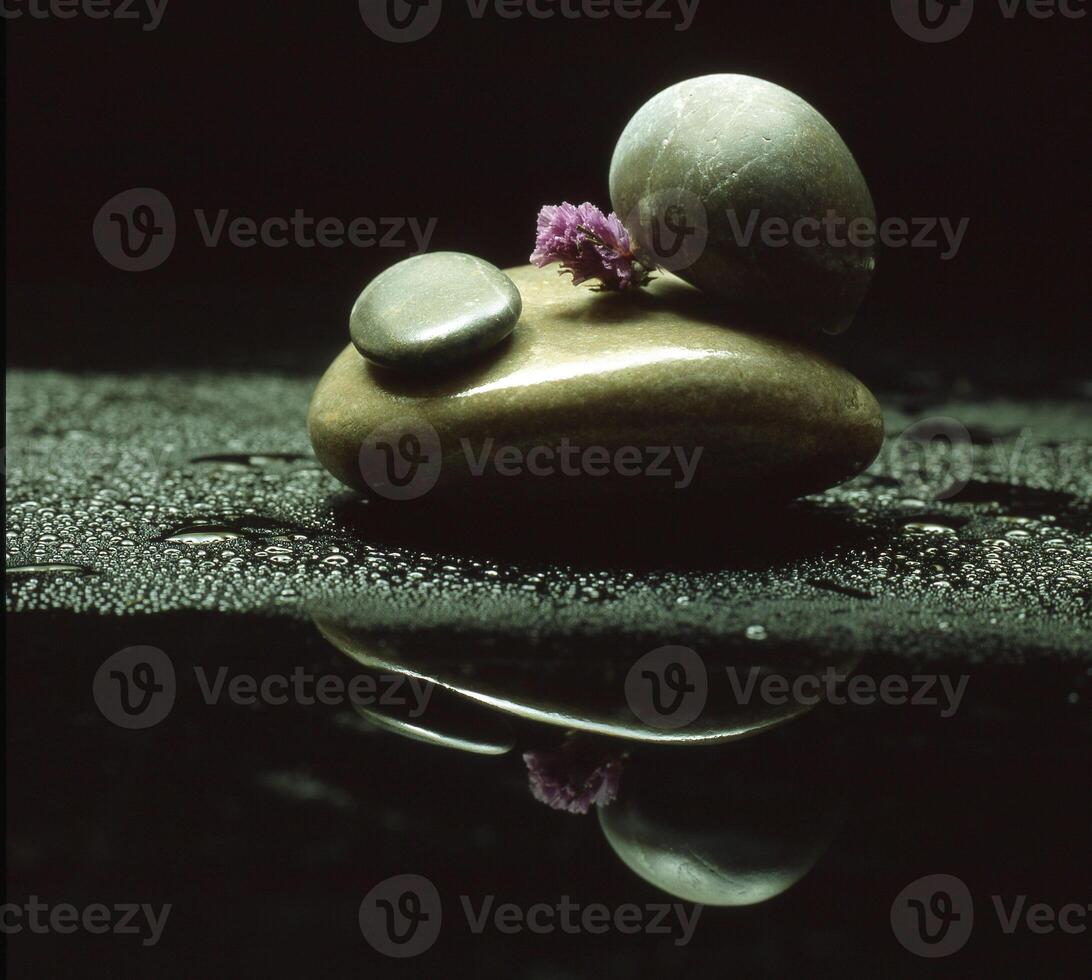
[531, 202, 651, 291]
[523, 737, 625, 815]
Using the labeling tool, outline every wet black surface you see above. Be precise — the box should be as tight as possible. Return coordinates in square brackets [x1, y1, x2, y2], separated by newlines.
[6, 372, 1091, 653]
[5, 369, 1091, 977]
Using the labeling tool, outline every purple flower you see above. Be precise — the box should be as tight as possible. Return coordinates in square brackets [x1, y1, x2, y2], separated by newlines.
[523, 738, 625, 815]
[531, 202, 651, 291]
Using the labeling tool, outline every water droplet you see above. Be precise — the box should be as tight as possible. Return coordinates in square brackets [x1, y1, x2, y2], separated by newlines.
[189, 452, 308, 467]
[903, 522, 956, 535]
[6, 562, 94, 576]
[164, 525, 242, 546]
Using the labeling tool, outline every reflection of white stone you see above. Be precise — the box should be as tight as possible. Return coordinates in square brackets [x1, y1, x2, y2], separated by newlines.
[599, 764, 841, 906]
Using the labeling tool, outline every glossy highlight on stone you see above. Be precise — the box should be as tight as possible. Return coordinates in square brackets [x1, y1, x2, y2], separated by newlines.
[310, 263, 884, 508]
[350, 252, 522, 373]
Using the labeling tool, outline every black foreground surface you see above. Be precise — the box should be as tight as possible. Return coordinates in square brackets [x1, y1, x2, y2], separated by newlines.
[5, 368, 1091, 977]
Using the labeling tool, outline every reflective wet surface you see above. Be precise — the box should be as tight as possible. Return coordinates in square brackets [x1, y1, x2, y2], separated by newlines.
[5, 369, 1091, 976]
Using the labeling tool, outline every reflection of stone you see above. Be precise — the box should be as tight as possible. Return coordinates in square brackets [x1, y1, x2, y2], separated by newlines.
[352, 668, 515, 756]
[599, 743, 845, 906]
[315, 616, 859, 744]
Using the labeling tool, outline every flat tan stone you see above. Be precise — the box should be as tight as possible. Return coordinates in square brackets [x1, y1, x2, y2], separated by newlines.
[308, 264, 883, 506]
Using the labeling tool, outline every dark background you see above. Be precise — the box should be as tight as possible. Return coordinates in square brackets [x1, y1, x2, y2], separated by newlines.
[5, 6, 1092, 977]
[6, 0, 1089, 382]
